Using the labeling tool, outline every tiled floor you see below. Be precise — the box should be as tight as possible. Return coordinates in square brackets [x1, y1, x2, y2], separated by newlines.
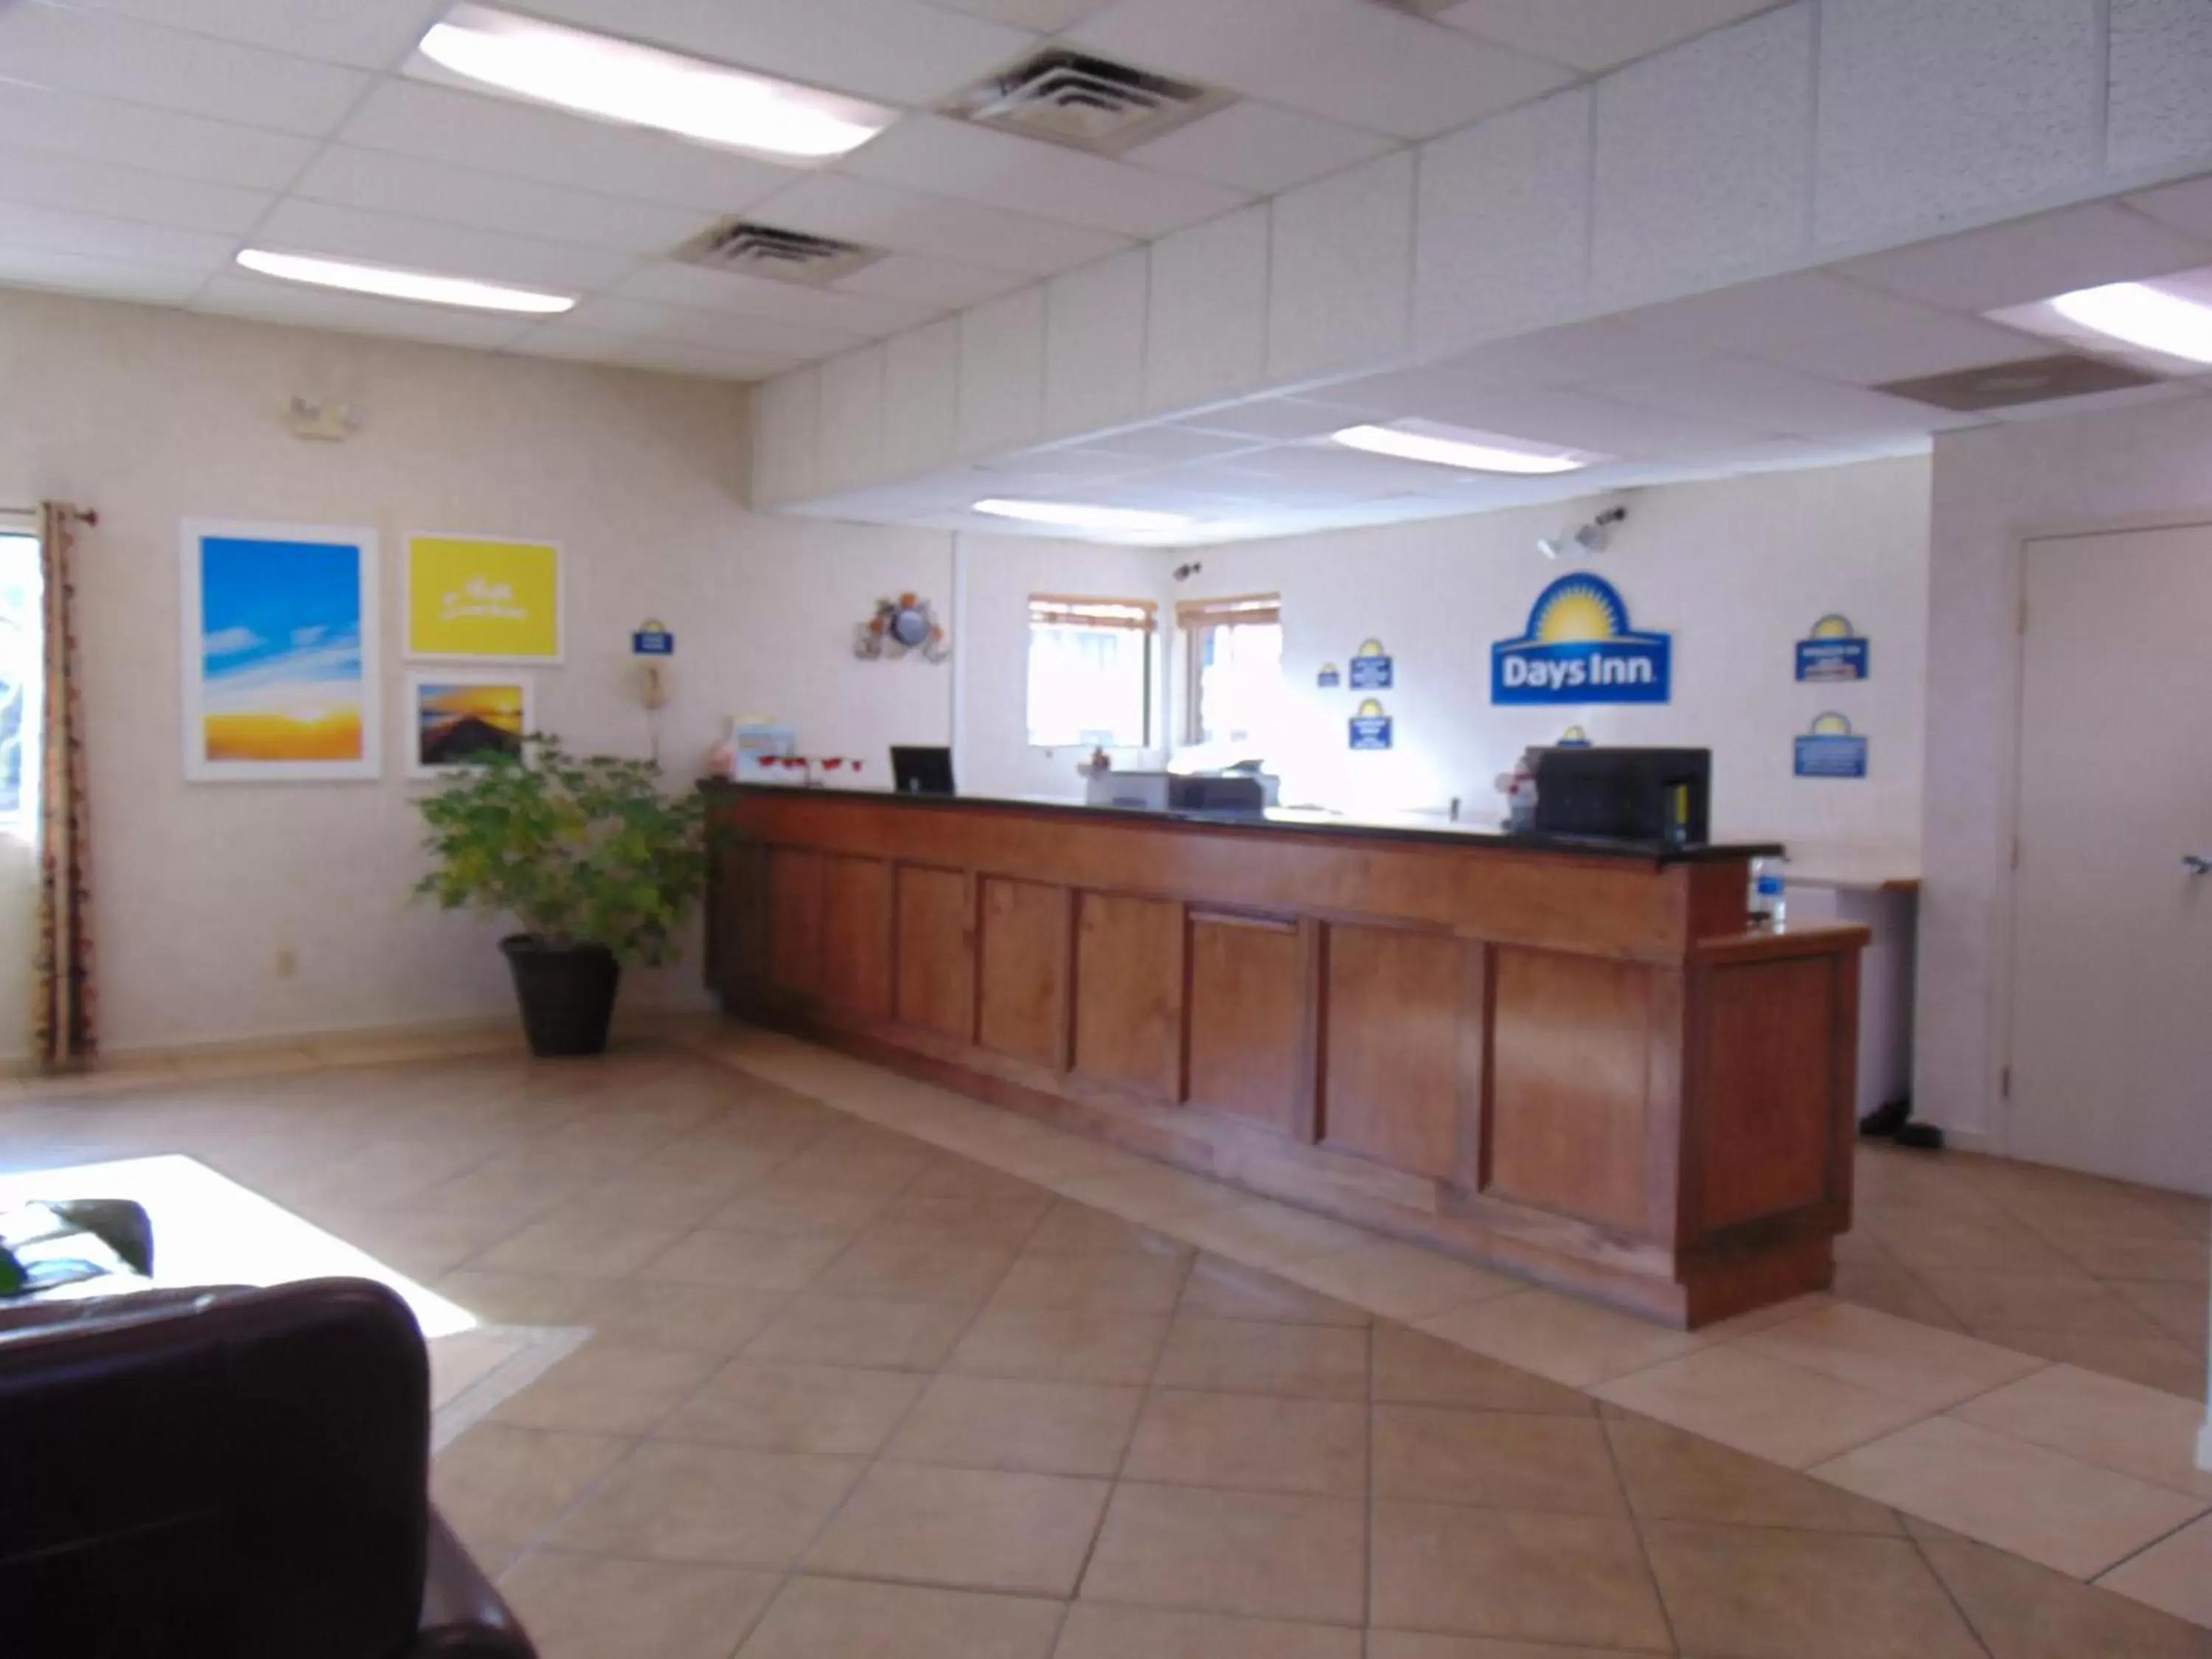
[2, 1020, 2209, 1657]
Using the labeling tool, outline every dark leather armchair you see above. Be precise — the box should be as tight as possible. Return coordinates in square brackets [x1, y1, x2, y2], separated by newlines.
[0, 1277, 535, 1659]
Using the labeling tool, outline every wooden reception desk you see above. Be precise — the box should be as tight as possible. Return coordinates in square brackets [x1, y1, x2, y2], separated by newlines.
[703, 785, 1868, 1327]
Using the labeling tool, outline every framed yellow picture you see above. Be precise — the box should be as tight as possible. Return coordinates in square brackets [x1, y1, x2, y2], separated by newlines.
[404, 532, 563, 661]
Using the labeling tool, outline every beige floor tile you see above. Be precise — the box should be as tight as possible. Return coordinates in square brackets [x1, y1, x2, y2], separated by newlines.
[439, 1267, 609, 1327]
[1081, 1481, 1365, 1625]
[1023, 1200, 1195, 1259]
[947, 1307, 1172, 1386]
[804, 1461, 1110, 1596]
[490, 1341, 718, 1436]
[1952, 1363, 2212, 1498]
[431, 1424, 633, 1553]
[742, 1291, 976, 1371]
[2109, 1277, 2212, 1347]
[1969, 1322, 2208, 1400]
[1591, 1343, 1931, 1469]
[1914, 1523, 2212, 1658]
[552, 1441, 864, 1569]
[1057, 1164, 1251, 1226]
[1166, 1200, 1374, 1267]
[1283, 1240, 1524, 1324]
[1373, 1405, 1627, 1516]
[2096, 1512, 2212, 1632]
[1121, 1389, 1367, 1496]
[1738, 1301, 2048, 1409]
[867, 1192, 1054, 1250]
[1865, 1209, 2081, 1275]
[809, 1233, 1018, 1304]
[576, 1279, 793, 1354]
[989, 1250, 1191, 1315]
[501, 1551, 779, 1659]
[1641, 1517, 1984, 1658]
[1054, 1604, 1361, 1659]
[1812, 1416, 2209, 1578]
[1918, 1267, 2156, 1336]
[905, 1156, 1058, 1205]
[1371, 1323, 1593, 1416]
[470, 1217, 691, 1280]
[1178, 1255, 1371, 1326]
[736, 1576, 1064, 1659]
[1831, 1262, 1969, 1330]
[886, 1374, 1142, 1476]
[773, 1136, 939, 1193]
[1418, 1290, 1706, 1389]
[1602, 1413, 1902, 1534]
[1152, 1318, 1368, 1401]
[658, 1360, 928, 1455]
[2042, 1228, 2212, 1285]
[1365, 1637, 1660, 1659]
[709, 1181, 900, 1238]
[1368, 1501, 1670, 1651]
[638, 1228, 847, 1292]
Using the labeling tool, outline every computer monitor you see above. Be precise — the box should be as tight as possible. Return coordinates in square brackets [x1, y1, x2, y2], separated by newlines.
[1533, 747, 1711, 847]
[891, 745, 956, 796]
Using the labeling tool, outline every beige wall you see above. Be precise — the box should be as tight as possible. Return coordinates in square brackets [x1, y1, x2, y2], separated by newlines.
[0, 289, 959, 1057]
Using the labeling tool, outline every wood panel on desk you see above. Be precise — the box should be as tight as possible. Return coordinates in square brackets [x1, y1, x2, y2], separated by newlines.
[821, 855, 892, 1019]
[766, 847, 825, 998]
[894, 866, 973, 1040]
[1186, 910, 1309, 1136]
[1319, 923, 1464, 1180]
[710, 842, 767, 995]
[1692, 953, 1851, 1232]
[978, 876, 1069, 1068]
[1073, 891, 1186, 1102]
[1486, 948, 1656, 1235]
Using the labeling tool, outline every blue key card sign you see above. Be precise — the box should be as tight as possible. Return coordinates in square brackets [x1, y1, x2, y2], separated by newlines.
[1349, 639, 1394, 689]
[1316, 662, 1342, 688]
[632, 618, 675, 655]
[1492, 573, 1672, 705]
[1795, 712, 1868, 779]
[1795, 613, 1868, 681]
[1349, 698, 1394, 751]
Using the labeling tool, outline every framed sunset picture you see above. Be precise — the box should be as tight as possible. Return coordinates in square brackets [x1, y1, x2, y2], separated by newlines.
[181, 521, 380, 782]
[406, 672, 532, 778]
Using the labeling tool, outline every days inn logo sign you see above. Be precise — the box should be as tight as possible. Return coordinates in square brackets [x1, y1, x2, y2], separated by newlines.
[1492, 573, 1672, 706]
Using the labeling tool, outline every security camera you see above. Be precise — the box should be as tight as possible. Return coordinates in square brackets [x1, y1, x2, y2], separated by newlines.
[1173, 561, 1204, 581]
[1539, 506, 1628, 560]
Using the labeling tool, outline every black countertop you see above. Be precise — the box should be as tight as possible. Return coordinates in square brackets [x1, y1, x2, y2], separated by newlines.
[703, 780, 1781, 866]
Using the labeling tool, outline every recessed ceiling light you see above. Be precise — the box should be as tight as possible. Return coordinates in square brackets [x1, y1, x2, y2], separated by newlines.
[235, 248, 577, 314]
[1330, 420, 1594, 475]
[416, 3, 895, 160]
[973, 499, 1193, 533]
[2046, 279, 2212, 366]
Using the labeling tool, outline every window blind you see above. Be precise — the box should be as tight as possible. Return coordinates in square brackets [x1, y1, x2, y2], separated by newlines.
[1028, 595, 1158, 632]
[1175, 592, 1281, 627]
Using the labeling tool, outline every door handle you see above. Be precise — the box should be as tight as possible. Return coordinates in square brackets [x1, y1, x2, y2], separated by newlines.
[2185, 855, 2212, 877]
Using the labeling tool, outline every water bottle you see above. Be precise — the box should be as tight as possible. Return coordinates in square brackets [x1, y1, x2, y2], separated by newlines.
[1749, 855, 1787, 930]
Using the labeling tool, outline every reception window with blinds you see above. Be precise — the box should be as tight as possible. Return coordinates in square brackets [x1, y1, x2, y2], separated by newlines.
[1178, 593, 1281, 748]
[1026, 594, 1156, 748]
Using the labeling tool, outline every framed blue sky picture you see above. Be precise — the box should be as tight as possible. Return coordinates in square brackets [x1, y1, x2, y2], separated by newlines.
[180, 519, 381, 782]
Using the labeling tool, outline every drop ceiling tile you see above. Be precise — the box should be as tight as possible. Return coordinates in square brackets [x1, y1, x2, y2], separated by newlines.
[1424, 318, 1715, 388]
[70, 0, 447, 69]
[616, 262, 939, 335]
[1124, 102, 1400, 196]
[1624, 271, 1942, 352]
[1836, 202, 2211, 311]
[251, 199, 640, 292]
[924, 0, 1112, 27]
[292, 147, 718, 256]
[1268, 147, 1414, 380]
[959, 283, 1048, 453]
[1438, 0, 1787, 73]
[1177, 394, 1369, 441]
[1982, 378, 2204, 424]
[0, 4, 369, 136]
[1058, 425, 1262, 463]
[751, 174, 1131, 275]
[1144, 202, 1270, 413]
[0, 146, 270, 235]
[507, 321, 798, 380]
[0, 82, 317, 191]
[563, 294, 864, 358]
[1344, 380, 1775, 456]
[515, 0, 1037, 105]
[2124, 175, 2212, 243]
[833, 253, 1032, 308]
[1068, 0, 1576, 142]
[976, 443, 1150, 476]
[817, 343, 888, 487]
[339, 81, 799, 212]
[1044, 248, 1147, 435]
[2109, 0, 2212, 173]
[1762, 313, 2053, 386]
[1603, 355, 1947, 439]
[844, 115, 1252, 239]
[0, 200, 236, 271]
[882, 318, 961, 473]
[195, 272, 543, 349]
[0, 245, 208, 307]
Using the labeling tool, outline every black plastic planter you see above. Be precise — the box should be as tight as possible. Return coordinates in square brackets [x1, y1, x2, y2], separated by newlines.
[501, 935, 620, 1057]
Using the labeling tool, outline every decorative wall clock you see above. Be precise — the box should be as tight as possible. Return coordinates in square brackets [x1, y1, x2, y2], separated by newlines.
[855, 592, 950, 662]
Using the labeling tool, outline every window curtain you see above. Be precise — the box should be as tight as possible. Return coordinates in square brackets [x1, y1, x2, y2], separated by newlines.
[33, 502, 94, 1069]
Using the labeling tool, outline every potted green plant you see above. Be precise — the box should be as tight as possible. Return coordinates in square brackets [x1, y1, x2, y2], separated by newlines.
[413, 738, 707, 1057]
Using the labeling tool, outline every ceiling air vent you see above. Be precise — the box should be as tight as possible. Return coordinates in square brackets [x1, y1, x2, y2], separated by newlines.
[1876, 353, 2162, 413]
[674, 220, 886, 288]
[946, 49, 1231, 156]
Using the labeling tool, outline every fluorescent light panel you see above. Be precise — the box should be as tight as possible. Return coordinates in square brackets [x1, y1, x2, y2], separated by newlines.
[417, 3, 896, 160]
[973, 498, 1193, 532]
[2046, 279, 2212, 366]
[235, 248, 576, 314]
[1330, 419, 1593, 475]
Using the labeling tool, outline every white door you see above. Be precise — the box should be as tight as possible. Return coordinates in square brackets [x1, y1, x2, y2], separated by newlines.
[2011, 524, 2212, 1197]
